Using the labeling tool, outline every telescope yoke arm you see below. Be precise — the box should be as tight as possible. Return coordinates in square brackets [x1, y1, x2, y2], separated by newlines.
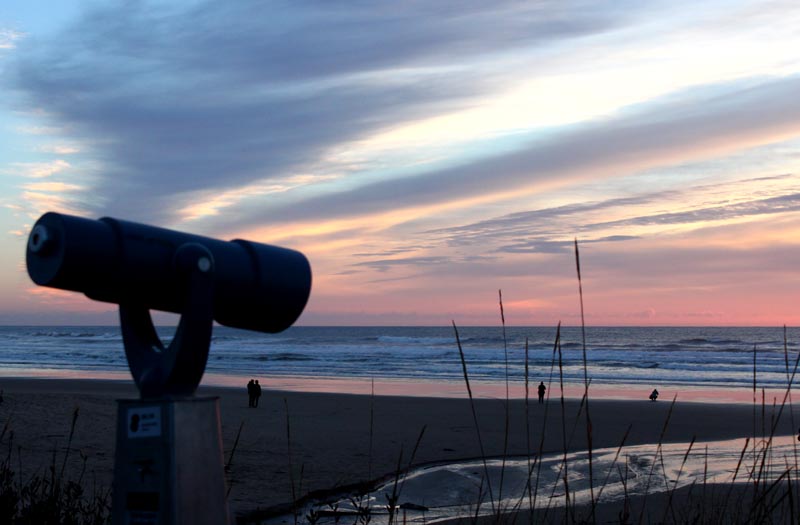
[120, 243, 215, 398]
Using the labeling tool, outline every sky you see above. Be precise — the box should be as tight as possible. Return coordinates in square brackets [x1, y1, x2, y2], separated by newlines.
[0, 0, 799, 326]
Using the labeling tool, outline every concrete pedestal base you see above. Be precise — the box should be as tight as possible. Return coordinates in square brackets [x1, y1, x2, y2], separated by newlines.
[112, 397, 229, 525]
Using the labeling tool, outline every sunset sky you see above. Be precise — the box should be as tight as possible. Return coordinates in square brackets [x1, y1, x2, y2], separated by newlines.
[1, 1, 799, 326]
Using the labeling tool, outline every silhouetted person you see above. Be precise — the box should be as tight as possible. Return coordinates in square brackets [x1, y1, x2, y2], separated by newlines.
[649, 389, 659, 402]
[537, 382, 546, 404]
[254, 380, 262, 407]
[247, 379, 255, 407]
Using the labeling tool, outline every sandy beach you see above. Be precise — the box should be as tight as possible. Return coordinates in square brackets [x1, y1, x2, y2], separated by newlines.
[0, 377, 798, 522]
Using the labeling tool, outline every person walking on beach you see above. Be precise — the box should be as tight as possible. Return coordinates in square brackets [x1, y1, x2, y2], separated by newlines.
[537, 381, 546, 404]
[254, 380, 262, 407]
[247, 379, 255, 407]
[649, 388, 659, 402]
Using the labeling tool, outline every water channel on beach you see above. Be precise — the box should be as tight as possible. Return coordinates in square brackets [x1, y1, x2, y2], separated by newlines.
[266, 435, 799, 525]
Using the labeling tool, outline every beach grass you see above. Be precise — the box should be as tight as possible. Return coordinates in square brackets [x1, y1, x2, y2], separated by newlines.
[233, 326, 800, 525]
[0, 407, 110, 524]
[235, 242, 800, 525]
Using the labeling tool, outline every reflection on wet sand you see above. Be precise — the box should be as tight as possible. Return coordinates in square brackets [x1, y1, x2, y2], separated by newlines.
[271, 435, 798, 525]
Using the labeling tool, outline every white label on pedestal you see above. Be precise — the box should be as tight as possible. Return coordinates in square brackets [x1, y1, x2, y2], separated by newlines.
[127, 407, 162, 438]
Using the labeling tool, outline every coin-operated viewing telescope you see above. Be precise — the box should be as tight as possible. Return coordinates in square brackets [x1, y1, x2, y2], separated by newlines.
[26, 211, 312, 524]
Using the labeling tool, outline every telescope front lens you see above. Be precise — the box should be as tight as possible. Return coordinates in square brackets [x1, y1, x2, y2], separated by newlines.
[28, 224, 51, 254]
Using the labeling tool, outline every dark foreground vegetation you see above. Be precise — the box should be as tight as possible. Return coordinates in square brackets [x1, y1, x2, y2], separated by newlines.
[0, 408, 110, 524]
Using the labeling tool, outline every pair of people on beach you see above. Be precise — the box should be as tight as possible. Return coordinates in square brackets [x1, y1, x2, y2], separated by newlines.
[536, 382, 661, 403]
[247, 379, 262, 407]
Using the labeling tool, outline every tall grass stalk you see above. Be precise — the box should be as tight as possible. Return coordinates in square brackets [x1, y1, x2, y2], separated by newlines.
[524, 336, 532, 523]
[748, 469, 792, 522]
[225, 420, 245, 472]
[783, 326, 799, 479]
[661, 435, 696, 524]
[541, 390, 592, 523]
[452, 320, 495, 515]
[588, 424, 631, 523]
[497, 290, 511, 517]
[618, 463, 631, 524]
[284, 398, 298, 525]
[563, 390, 594, 517]
[386, 446, 403, 525]
[636, 394, 677, 525]
[762, 388, 766, 448]
[530, 323, 561, 520]
[473, 475, 485, 524]
[508, 325, 560, 523]
[386, 425, 427, 525]
[789, 470, 796, 525]
[720, 437, 750, 522]
[574, 239, 595, 522]
[754, 340, 800, 493]
[368, 377, 375, 482]
[702, 445, 708, 524]
[753, 343, 758, 491]
[556, 328, 571, 522]
[225, 420, 245, 498]
[59, 407, 79, 480]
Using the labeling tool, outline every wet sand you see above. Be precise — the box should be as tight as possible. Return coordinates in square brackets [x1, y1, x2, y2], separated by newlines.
[0, 377, 797, 520]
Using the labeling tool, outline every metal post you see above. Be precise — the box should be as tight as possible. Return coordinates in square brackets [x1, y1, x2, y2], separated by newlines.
[112, 397, 229, 524]
[111, 244, 230, 524]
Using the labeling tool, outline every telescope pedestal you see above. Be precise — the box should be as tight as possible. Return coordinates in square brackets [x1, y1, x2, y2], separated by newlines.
[25, 212, 312, 524]
[111, 397, 230, 525]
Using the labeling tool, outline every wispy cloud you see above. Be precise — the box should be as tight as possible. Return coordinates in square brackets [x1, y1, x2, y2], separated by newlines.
[0, 29, 23, 51]
[5, 163, 86, 219]
[10, 159, 71, 178]
[501, 235, 641, 254]
[425, 173, 800, 253]
[35, 144, 80, 155]
[221, 75, 800, 229]
[4, 0, 666, 225]
[591, 192, 800, 229]
[5, 0, 800, 324]
[351, 255, 452, 273]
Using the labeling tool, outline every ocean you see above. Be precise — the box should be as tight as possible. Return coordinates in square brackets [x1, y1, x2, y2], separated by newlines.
[0, 326, 797, 393]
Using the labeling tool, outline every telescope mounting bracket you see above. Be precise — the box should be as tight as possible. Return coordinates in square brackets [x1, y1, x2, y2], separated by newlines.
[119, 243, 215, 398]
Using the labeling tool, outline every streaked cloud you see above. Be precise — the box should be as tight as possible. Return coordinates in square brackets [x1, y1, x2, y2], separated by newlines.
[35, 144, 80, 155]
[501, 236, 641, 255]
[22, 181, 82, 192]
[0, 1, 688, 224]
[0, 29, 23, 51]
[11, 159, 70, 178]
[2, 0, 800, 325]
[351, 256, 452, 273]
[425, 173, 799, 248]
[200, 74, 800, 237]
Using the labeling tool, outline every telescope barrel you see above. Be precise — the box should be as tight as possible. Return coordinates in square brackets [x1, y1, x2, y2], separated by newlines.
[26, 212, 311, 333]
